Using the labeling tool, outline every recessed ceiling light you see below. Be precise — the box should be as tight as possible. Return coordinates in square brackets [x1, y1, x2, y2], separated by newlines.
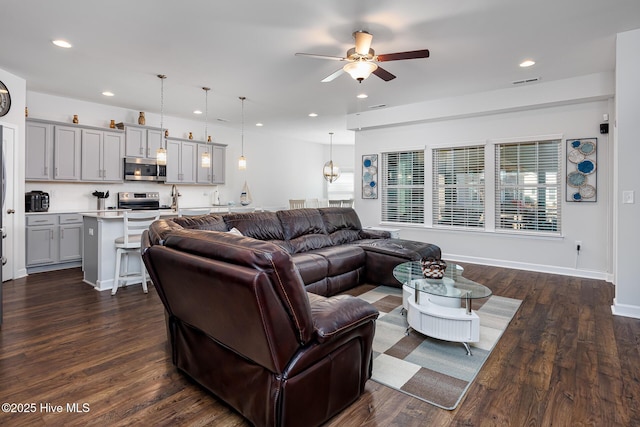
[102, 91, 114, 97]
[193, 110, 203, 115]
[357, 94, 368, 99]
[308, 113, 318, 117]
[519, 59, 535, 67]
[52, 39, 72, 48]
[255, 123, 263, 127]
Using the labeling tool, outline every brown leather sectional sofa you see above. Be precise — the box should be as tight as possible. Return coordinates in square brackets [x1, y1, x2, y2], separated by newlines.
[142, 207, 440, 426]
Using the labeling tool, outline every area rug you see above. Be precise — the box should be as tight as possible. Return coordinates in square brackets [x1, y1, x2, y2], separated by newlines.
[357, 286, 522, 410]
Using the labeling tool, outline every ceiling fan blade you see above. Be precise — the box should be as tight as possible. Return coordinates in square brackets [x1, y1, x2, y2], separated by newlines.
[321, 68, 345, 83]
[354, 31, 373, 56]
[295, 53, 346, 61]
[372, 66, 396, 81]
[376, 49, 430, 62]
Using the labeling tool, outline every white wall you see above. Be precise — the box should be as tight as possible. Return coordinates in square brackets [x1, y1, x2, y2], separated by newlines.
[26, 92, 333, 210]
[350, 77, 614, 280]
[612, 28, 640, 318]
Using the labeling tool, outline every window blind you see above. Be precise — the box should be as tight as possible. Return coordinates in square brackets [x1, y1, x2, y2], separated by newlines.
[432, 145, 485, 228]
[381, 151, 424, 224]
[495, 140, 561, 234]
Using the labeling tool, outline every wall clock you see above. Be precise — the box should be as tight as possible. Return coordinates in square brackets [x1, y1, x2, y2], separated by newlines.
[0, 80, 11, 117]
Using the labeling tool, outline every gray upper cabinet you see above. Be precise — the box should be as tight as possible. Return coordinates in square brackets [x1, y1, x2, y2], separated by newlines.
[122, 124, 163, 159]
[81, 129, 124, 181]
[166, 138, 196, 183]
[211, 145, 226, 184]
[196, 143, 226, 184]
[26, 121, 53, 180]
[53, 125, 81, 181]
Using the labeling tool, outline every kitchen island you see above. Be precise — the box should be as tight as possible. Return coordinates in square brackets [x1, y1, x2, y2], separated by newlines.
[82, 210, 176, 292]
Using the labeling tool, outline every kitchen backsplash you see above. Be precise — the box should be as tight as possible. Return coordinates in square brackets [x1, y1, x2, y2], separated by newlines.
[25, 182, 225, 212]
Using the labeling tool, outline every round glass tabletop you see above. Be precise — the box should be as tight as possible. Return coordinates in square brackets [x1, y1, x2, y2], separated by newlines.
[393, 261, 492, 300]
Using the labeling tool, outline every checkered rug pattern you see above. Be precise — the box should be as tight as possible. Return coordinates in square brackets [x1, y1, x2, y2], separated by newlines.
[357, 286, 522, 410]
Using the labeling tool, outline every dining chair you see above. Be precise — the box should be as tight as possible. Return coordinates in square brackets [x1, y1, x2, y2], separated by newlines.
[328, 200, 342, 207]
[289, 199, 306, 209]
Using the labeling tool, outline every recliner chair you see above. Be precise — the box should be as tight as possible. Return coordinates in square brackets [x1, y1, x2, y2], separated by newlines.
[142, 229, 379, 427]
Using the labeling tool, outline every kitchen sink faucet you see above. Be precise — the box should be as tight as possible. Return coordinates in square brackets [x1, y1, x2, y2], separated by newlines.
[170, 184, 181, 212]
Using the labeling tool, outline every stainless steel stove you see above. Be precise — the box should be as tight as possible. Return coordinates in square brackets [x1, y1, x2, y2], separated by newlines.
[117, 192, 160, 210]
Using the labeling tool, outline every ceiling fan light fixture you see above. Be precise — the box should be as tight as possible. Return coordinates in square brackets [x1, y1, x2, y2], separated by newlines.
[343, 61, 378, 82]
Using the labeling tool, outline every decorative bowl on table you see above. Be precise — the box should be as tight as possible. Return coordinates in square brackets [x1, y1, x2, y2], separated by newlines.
[420, 257, 447, 279]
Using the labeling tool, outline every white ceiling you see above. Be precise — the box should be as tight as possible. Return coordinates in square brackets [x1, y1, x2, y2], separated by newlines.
[2, 0, 640, 145]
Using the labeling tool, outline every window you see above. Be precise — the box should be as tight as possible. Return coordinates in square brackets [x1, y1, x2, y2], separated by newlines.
[327, 170, 354, 201]
[381, 151, 424, 224]
[433, 146, 485, 228]
[495, 140, 561, 233]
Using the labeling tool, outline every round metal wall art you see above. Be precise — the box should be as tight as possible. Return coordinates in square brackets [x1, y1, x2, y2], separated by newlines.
[566, 138, 598, 202]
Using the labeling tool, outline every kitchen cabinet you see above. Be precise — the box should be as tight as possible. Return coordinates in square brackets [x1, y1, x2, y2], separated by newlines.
[166, 138, 196, 183]
[25, 121, 53, 180]
[196, 143, 227, 184]
[53, 125, 82, 180]
[120, 123, 163, 159]
[81, 129, 124, 181]
[211, 145, 226, 184]
[26, 213, 83, 269]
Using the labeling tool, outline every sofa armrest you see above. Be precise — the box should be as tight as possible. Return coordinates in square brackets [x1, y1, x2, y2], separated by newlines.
[309, 295, 379, 344]
[359, 229, 391, 239]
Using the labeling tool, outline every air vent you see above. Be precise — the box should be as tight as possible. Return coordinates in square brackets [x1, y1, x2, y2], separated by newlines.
[512, 77, 541, 85]
[368, 104, 387, 109]
[216, 118, 230, 122]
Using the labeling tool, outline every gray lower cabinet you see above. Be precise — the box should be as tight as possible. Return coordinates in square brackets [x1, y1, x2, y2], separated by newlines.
[26, 214, 83, 269]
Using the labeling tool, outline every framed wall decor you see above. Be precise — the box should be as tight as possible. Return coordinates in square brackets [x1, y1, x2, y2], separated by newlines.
[566, 137, 597, 202]
[362, 154, 378, 199]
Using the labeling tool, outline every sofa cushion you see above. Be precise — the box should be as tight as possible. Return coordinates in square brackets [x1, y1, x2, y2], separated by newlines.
[277, 209, 332, 253]
[290, 252, 329, 285]
[172, 214, 228, 231]
[224, 211, 286, 241]
[319, 207, 362, 233]
[310, 245, 366, 277]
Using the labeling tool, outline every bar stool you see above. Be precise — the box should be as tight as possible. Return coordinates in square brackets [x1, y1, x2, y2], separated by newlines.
[112, 210, 160, 295]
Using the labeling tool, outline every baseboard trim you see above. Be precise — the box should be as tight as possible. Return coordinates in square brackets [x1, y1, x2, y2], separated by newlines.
[443, 253, 610, 282]
[611, 299, 640, 319]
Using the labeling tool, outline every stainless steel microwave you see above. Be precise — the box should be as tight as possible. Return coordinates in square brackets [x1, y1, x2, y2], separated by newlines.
[123, 157, 166, 181]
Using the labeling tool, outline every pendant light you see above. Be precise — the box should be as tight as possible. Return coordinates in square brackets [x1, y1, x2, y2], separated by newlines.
[156, 74, 167, 165]
[238, 96, 247, 170]
[200, 87, 211, 168]
[323, 132, 340, 183]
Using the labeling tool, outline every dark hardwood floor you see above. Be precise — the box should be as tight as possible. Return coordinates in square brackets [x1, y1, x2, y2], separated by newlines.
[0, 265, 638, 426]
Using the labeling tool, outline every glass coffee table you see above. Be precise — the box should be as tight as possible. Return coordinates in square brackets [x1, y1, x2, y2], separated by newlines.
[393, 261, 492, 355]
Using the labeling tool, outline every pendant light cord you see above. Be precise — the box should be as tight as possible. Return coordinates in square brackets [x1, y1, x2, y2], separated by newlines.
[240, 96, 246, 156]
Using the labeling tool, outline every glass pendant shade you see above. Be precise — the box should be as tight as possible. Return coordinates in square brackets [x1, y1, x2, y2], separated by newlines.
[323, 160, 340, 183]
[156, 147, 167, 165]
[343, 61, 378, 82]
[238, 155, 247, 170]
[201, 151, 211, 168]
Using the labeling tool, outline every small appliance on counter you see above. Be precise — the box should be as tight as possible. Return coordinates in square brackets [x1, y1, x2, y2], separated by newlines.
[25, 191, 50, 212]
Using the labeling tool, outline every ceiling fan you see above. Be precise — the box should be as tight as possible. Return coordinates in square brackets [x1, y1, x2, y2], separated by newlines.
[295, 31, 429, 83]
